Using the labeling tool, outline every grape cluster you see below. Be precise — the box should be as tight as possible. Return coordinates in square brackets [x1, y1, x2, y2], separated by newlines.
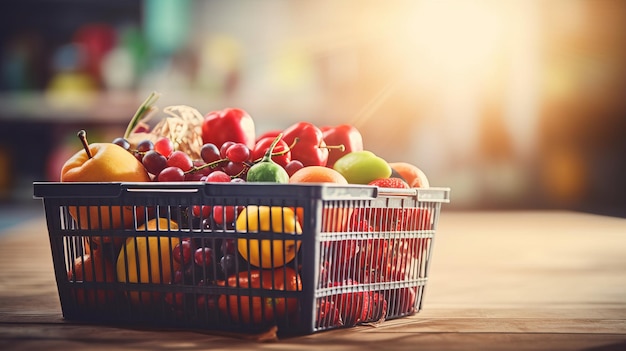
[163, 231, 245, 315]
[113, 135, 303, 182]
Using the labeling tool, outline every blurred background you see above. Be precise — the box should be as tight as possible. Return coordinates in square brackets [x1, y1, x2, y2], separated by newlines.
[1, 0, 625, 221]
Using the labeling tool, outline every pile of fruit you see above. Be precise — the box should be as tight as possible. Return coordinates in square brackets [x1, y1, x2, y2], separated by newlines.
[60, 92, 433, 330]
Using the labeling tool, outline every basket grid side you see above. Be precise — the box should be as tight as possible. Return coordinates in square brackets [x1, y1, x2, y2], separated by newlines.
[34, 182, 449, 335]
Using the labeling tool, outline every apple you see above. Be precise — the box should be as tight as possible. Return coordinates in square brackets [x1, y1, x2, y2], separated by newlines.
[61, 130, 150, 247]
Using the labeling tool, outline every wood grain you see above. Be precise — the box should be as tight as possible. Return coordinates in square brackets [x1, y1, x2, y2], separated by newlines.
[1, 210, 625, 350]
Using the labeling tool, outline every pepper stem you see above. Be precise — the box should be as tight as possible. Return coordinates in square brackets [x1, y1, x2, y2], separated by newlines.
[323, 144, 346, 152]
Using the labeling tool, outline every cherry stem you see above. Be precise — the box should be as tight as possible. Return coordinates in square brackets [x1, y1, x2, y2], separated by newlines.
[186, 133, 290, 175]
[184, 158, 227, 174]
[77, 130, 93, 159]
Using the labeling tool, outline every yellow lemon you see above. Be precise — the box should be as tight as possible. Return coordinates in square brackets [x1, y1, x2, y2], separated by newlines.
[116, 218, 180, 304]
[236, 206, 302, 268]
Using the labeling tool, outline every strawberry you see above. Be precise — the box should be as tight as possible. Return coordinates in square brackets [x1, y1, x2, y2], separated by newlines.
[347, 218, 374, 232]
[390, 287, 417, 316]
[397, 208, 433, 231]
[357, 238, 389, 271]
[316, 298, 344, 328]
[368, 177, 410, 189]
[329, 279, 371, 326]
[363, 292, 387, 323]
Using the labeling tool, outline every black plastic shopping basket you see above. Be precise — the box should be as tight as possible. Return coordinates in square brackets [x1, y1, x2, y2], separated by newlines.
[33, 181, 449, 335]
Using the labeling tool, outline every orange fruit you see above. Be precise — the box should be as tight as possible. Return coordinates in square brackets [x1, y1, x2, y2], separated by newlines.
[389, 162, 430, 188]
[288, 166, 348, 184]
[289, 166, 350, 232]
[67, 250, 117, 307]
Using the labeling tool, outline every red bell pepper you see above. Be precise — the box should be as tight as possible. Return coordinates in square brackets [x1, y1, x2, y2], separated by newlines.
[282, 122, 328, 167]
[202, 108, 256, 149]
[321, 124, 364, 168]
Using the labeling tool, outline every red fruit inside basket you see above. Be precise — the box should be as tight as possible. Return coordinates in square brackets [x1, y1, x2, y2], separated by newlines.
[329, 279, 371, 326]
[368, 177, 409, 189]
[67, 251, 116, 306]
[389, 287, 417, 316]
[316, 298, 344, 328]
[364, 291, 388, 323]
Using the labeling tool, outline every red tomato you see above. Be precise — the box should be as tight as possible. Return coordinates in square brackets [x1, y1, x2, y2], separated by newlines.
[218, 267, 302, 324]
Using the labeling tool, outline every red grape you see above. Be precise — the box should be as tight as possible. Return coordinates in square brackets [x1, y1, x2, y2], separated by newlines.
[220, 141, 235, 158]
[142, 150, 168, 175]
[137, 139, 154, 153]
[225, 143, 250, 163]
[112, 137, 130, 150]
[205, 170, 231, 183]
[172, 240, 192, 265]
[201, 143, 221, 164]
[167, 151, 193, 172]
[157, 166, 185, 181]
[192, 205, 212, 218]
[172, 269, 185, 284]
[154, 137, 174, 157]
[220, 254, 237, 275]
[212, 205, 237, 226]
[221, 239, 235, 255]
[134, 139, 154, 162]
[194, 247, 213, 267]
[222, 161, 247, 177]
[285, 160, 304, 177]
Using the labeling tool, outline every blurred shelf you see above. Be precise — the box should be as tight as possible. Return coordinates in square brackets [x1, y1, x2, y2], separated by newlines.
[0, 91, 329, 129]
[0, 91, 145, 123]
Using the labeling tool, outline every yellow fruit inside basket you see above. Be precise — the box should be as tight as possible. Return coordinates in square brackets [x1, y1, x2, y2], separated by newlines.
[116, 218, 180, 305]
[236, 206, 302, 268]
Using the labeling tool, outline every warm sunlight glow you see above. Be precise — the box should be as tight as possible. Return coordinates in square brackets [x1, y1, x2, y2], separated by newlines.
[404, 1, 506, 85]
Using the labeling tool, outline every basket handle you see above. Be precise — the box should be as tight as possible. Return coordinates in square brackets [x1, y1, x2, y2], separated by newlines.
[123, 182, 202, 193]
[376, 187, 451, 203]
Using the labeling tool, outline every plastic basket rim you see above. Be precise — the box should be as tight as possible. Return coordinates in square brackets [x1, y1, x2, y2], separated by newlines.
[33, 181, 451, 203]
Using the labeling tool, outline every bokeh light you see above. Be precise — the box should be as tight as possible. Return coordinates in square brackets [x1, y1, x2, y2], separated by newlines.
[1, 0, 625, 217]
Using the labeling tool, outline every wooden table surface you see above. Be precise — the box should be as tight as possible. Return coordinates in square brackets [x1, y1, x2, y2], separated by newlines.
[1, 210, 625, 350]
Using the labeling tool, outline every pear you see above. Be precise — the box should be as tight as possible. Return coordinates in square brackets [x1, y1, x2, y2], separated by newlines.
[61, 131, 150, 248]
